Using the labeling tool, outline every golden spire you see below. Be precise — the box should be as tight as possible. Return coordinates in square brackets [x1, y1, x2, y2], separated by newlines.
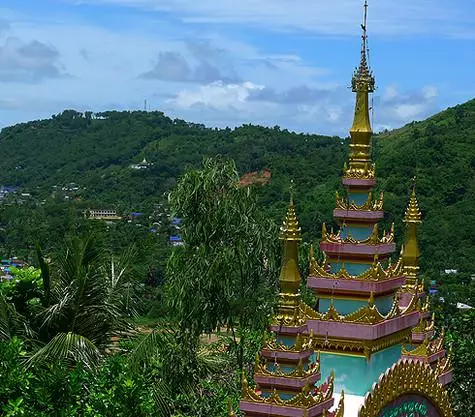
[279, 187, 302, 295]
[404, 179, 422, 223]
[351, 1, 375, 94]
[402, 179, 422, 287]
[280, 182, 301, 242]
[347, 0, 375, 179]
[277, 187, 304, 321]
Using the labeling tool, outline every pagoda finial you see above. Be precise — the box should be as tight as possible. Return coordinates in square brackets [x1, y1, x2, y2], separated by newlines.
[352, 0, 375, 93]
[280, 182, 301, 242]
[347, 1, 375, 178]
[404, 177, 422, 223]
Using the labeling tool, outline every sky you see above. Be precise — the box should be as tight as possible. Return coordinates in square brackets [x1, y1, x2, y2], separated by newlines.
[0, 0, 474, 135]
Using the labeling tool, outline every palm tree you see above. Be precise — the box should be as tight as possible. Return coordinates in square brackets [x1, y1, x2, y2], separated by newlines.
[28, 234, 137, 369]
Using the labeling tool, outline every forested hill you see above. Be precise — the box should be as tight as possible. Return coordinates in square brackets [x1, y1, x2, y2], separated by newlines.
[0, 99, 474, 273]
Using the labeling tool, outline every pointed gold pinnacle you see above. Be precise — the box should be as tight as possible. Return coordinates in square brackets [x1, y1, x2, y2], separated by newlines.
[404, 181, 422, 223]
[280, 186, 301, 241]
[352, 0, 375, 93]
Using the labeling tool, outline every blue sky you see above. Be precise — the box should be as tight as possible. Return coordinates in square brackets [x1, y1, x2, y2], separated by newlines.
[0, 0, 474, 135]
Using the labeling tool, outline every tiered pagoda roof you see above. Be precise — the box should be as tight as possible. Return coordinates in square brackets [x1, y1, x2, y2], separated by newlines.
[238, 1, 452, 413]
[239, 196, 338, 417]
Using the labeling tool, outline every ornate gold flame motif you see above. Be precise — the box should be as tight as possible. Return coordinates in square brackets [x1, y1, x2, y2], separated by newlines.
[321, 223, 394, 245]
[402, 329, 446, 357]
[358, 360, 454, 417]
[310, 250, 403, 281]
[255, 356, 321, 378]
[335, 190, 384, 211]
[241, 372, 334, 408]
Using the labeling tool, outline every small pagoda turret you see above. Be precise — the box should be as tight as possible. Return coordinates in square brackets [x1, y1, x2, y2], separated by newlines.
[401, 181, 423, 292]
[239, 194, 341, 417]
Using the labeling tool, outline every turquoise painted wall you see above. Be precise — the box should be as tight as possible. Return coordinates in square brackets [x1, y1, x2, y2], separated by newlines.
[319, 298, 366, 314]
[340, 225, 373, 240]
[330, 262, 372, 275]
[316, 344, 402, 395]
[318, 294, 394, 315]
[375, 295, 394, 315]
[276, 335, 297, 347]
[348, 191, 370, 206]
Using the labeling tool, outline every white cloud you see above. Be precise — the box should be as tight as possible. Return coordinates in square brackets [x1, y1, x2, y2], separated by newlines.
[375, 85, 439, 127]
[63, 0, 475, 38]
[0, 4, 451, 136]
[0, 37, 65, 82]
[169, 81, 264, 110]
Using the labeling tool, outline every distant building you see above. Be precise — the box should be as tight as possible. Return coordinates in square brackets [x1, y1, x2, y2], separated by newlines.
[456, 302, 473, 310]
[169, 235, 184, 246]
[84, 209, 122, 221]
[130, 158, 153, 170]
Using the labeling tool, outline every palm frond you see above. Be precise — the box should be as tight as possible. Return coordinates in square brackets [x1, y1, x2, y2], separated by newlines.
[25, 332, 102, 371]
[196, 344, 230, 374]
[129, 328, 175, 371]
[151, 380, 173, 417]
[0, 292, 11, 340]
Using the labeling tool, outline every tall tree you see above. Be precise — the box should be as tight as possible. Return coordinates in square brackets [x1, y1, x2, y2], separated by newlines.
[166, 157, 279, 372]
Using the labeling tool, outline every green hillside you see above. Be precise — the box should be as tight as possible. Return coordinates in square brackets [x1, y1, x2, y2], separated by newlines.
[0, 99, 474, 273]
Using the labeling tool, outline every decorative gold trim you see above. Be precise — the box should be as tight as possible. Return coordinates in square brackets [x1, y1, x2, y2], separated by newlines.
[336, 190, 384, 211]
[402, 329, 446, 357]
[335, 391, 345, 417]
[359, 360, 454, 417]
[255, 356, 320, 379]
[310, 327, 412, 358]
[343, 162, 376, 180]
[241, 371, 334, 408]
[306, 291, 418, 325]
[322, 222, 394, 246]
[309, 251, 403, 282]
[263, 332, 312, 353]
[436, 347, 452, 376]
[412, 313, 435, 334]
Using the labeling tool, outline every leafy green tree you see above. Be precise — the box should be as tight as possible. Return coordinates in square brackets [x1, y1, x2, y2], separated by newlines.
[166, 157, 279, 373]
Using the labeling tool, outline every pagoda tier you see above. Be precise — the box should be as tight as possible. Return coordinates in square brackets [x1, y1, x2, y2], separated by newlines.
[333, 191, 384, 223]
[401, 330, 453, 386]
[308, 251, 405, 297]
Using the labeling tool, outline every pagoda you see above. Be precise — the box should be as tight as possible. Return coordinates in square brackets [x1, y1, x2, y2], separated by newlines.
[237, 2, 452, 415]
[305, 1, 452, 398]
[239, 194, 344, 417]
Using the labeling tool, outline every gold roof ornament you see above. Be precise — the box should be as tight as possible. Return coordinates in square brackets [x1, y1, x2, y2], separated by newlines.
[321, 222, 394, 245]
[346, 0, 376, 179]
[336, 190, 383, 211]
[359, 360, 454, 417]
[241, 372, 335, 408]
[280, 183, 302, 242]
[307, 290, 418, 325]
[309, 250, 404, 281]
[254, 357, 320, 378]
[334, 391, 345, 417]
[352, 1, 375, 94]
[404, 179, 422, 224]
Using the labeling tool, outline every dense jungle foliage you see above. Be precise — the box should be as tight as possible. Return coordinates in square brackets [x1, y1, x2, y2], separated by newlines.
[0, 99, 474, 416]
[0, 99, 474, 273]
